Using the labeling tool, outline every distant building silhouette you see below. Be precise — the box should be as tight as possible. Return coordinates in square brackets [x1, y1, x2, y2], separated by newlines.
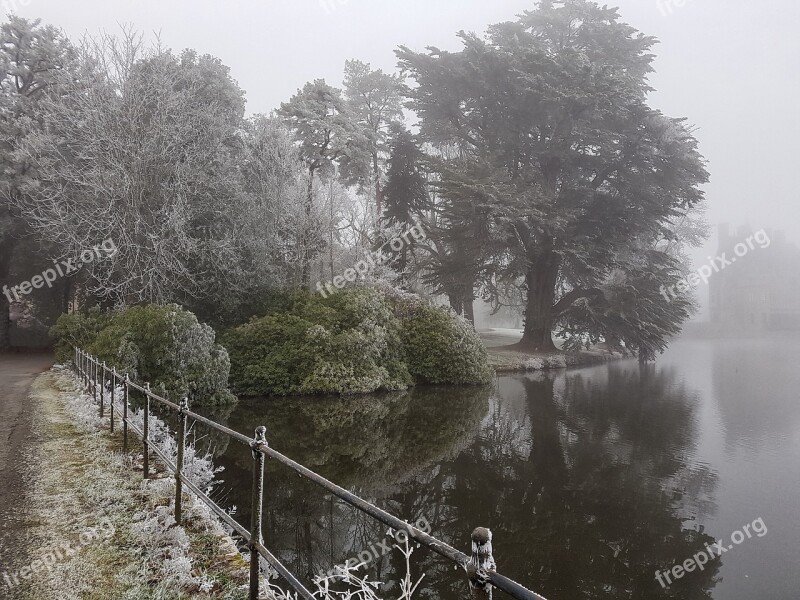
[709, 225, 800, 331]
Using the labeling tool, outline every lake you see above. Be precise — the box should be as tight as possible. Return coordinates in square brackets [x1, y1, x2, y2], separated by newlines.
[196, 337, 800, 600]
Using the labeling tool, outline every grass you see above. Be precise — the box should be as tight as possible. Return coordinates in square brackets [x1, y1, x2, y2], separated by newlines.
[17, 368, 250, 600]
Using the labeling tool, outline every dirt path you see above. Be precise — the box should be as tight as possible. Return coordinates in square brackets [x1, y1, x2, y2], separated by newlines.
[0, 353, 54, 582]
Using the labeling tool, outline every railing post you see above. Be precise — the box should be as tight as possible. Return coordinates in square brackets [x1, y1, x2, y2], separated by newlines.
[92, 357, 98, 403]
[123, 374, 129, 453]
[110, 368, 116, 433]
[467, 527, 496, 600]
[175, 398, 188, 525]
[100, 361, 106, 418]
[143, 383, 151, 479]
[249, 426, 267, 600]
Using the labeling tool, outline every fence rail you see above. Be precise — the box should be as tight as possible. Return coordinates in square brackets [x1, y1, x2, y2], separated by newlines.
[72, 347, 549, 600]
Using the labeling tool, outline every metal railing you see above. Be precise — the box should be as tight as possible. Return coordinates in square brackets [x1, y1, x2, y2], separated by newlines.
[72, 347, 549, 600]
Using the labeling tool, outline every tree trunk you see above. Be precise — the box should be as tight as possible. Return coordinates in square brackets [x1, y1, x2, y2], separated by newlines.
[302, 172, 314, 288]
[518, 250, 560, 352]
[0, 292, 10, 351]
[0, 235, 16, 351]
[448, 289, 463, 316]
[61, 277, 73, 313]
[463, 286, 475, 325]
[373, 152, 382, 221]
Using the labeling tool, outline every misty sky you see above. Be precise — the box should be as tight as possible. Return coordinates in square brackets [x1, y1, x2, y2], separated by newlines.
[7, 0, 800, 306]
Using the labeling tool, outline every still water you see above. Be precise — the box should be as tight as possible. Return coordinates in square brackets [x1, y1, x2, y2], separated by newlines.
[196, 338, 800, 599]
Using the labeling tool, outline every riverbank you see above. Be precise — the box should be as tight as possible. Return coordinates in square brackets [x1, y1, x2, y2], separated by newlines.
[11, 366, 250, 600]
[479, 328, 626, 372]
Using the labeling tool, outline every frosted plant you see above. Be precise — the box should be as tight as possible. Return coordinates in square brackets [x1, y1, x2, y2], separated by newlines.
[264, 538, 424, 600]
[127, 404, 222, 493]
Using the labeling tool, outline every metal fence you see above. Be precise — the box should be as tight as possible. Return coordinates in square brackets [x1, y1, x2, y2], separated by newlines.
[72, 347, 549, 600]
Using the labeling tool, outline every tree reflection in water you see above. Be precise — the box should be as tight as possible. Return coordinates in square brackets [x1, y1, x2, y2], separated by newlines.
[194, 363, 721, 600]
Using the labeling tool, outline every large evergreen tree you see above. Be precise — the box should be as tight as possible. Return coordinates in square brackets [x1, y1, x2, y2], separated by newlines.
[383, 125, 429, 226]
[382, 125, 430, 285]
[397, 0, 707, 357]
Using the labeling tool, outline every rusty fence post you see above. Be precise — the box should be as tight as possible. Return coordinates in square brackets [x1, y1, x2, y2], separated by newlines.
[123, 374, 129, 453]
[92, 357, 98, 404]
[467, 527, 496, 600]
[143, 383, 151, 479]
[110, 368, 116, 434]
[100, 361, 106, 418]
[175, 398, 188, 524]
[249, 426, 267, 600]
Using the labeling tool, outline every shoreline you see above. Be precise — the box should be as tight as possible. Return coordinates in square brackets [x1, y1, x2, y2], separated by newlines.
[480, 328, 627, 373]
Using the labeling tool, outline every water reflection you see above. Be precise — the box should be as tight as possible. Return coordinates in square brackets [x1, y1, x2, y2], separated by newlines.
[195, 361, 722, 599]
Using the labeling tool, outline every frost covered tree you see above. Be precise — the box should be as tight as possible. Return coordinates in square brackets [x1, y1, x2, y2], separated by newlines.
[13, 31, 248, 308]
[236, 115, 307, 289]
[397, 0, 708, 357]
[0, 16, 77, 348]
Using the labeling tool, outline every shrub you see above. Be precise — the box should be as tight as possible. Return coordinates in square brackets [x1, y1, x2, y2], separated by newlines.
[224, 289, 412, 396]
[224, 287, 492, 396]
[223, 314, 317, 396]
[387, 291, 494, 385]
[53, 304, 235, 405]
[49, 307, 112, 362]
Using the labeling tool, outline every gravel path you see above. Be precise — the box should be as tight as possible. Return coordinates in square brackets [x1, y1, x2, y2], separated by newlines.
[0, 353, 54, 584]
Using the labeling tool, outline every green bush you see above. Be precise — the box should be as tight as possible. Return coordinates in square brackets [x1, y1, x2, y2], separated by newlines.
[387, 290, 494, 385]
[224, 288, 492, 396]
[224, 289, 411, 396]
[53, 304, 235, 405]
[50, 307, 112, 362]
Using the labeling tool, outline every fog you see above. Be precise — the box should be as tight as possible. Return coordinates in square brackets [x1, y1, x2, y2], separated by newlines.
[8, 0, 797, 321]
[12, 1, 795, 238]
